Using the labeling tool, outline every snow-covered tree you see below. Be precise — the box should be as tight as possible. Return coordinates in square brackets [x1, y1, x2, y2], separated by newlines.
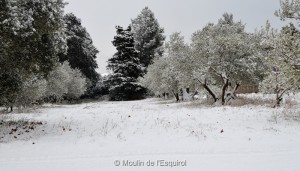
[259, 24, 300, 107]
[61, 13, 99, 84]
[275, 0, 300, 67]
[139, 57, 169, 96]
[259, 1, 300, 107]
[140, 32, 192, 101]
[0, 0, 67, 109]
[131, 7, 165, 70]
[275, 0, 300, 20]
[0, 0, 31, 110]
[107, 26, 146, 101]
[9, 0, 66, 75]
[190, 13, 263, 105]
[0, 0, 67, 76]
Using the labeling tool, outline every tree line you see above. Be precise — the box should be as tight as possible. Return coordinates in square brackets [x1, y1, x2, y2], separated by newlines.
[137, 2, 299, 107]
[1, 0, 300, 110]
[106, 1, 299, 107]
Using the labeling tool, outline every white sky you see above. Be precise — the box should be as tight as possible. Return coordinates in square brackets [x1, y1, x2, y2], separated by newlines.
[65, 0, 286, 74]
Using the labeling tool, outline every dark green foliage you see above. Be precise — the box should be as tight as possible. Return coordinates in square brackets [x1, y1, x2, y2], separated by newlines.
[107, 26, 146, 101]
[108, 82, 146, 101]
[0, 0, 66, 107]
[0, 71, 22, 108]
[61, 13, 99, 84]
[0, 0, 66, 77]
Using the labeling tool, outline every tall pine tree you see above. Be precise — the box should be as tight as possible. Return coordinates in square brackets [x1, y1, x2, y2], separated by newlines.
[131, 7, 165, 71]
[107, 26, 146, 101]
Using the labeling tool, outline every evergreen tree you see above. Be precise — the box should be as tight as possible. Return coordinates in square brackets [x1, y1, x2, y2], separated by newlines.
[0, 0, 66, 78]
[0, 0, 66, 109]
[0, 0, 19, 109]
[10, 0, 66, 76]
[131, 7, 165, 71]
[61, 13, 99, 84]
[107, 26, 146, 101]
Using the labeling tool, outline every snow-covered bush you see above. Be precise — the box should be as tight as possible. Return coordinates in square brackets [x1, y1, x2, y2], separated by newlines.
[15, 75, 47, 108]
[65, 64, 87, 100]
[46, 63, 70, 100]
[46, 61, 87, 101]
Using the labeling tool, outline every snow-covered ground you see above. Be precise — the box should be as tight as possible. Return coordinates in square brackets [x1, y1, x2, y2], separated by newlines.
[1, 97, 300, 171]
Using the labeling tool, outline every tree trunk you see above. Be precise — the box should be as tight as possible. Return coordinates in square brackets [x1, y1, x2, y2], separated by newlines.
[274, 87, 289, 108]
[275, 96, 283, 107]
[204, 84, 218, 102]
[221, 79, 229, 105]
[196, 79, 218, 102]
[224, 81, 241, 105]
[172, 90, 180, 102]
[232, 81, 241, 95]
[180, 88, 183, 101]
[191, 89, 198, 100]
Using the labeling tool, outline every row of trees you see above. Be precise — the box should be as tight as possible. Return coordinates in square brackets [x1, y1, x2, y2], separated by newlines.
[0, 0, 100, 110]
[140, 1, 300, 106]
[141, 13, 264, 105]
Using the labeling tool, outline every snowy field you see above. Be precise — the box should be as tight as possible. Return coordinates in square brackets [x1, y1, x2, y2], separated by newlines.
[1, 97, 300, 171]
